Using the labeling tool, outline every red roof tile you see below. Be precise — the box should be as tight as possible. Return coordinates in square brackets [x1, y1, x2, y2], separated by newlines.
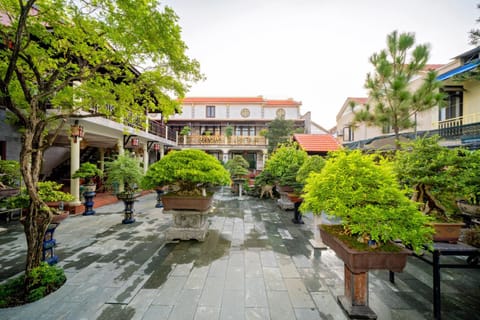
[348, 97, 368, 104]
[293, 134, 340, 152]
[180, 97, 301, 106]
[265, 99, 301, 106]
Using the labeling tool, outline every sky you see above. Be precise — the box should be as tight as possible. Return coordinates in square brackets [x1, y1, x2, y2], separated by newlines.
[162, 0, 478, 129]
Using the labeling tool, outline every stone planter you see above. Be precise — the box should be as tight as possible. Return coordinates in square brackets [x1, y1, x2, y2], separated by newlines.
[162, 194, 213, 212]
[431, 222, 464, 243]
[320, 225, 411, 319]
[164, 209, 210, 241]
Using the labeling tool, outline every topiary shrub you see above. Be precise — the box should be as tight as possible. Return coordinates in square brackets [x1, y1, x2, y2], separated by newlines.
[301, 149, 433, 252]
[142, 149, 231, 196]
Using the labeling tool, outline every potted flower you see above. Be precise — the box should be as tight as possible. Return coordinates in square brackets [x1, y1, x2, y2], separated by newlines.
[301, 150, 433, 319]
[393, 136, 469, 242]
[142, 149, 230, 211]
[225, 155, 249, 196]
[104, 153, 144, 224]
[72, 162, 103, 216]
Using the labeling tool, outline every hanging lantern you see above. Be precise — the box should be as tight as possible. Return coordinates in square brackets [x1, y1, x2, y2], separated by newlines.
[153, 143, 160, 151]
[70, 122, 84, 143]
[131, 137, 139, 147]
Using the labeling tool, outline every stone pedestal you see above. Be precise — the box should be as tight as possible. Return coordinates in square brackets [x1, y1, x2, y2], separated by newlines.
[277, 191, 294, 210]
[164, 209, 211, 241]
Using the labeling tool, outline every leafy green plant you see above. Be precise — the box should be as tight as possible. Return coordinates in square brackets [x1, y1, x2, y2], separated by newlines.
[393, 135, 477, 221]
[72, 162, 103, 185]
[225, 125, 234, 137]
[225, 155, 249, 180]
[296, 155, 325, 186]
[0, 262, 66, 307]
[0, 160, 21, 187]
[105, 153, 144, 194]
[301, 150, 433, 252]
[4, 181, 74, 209]
[180, 126, 191, 136]
[142, 149, 230, 195]
[264, 142, 307, 189]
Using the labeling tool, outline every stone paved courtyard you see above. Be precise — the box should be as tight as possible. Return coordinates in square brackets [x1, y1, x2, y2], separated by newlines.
[0, 189, 479, 320]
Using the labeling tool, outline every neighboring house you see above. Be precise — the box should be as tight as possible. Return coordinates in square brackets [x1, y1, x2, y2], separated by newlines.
[154, 96, 308, 170]
[293, 134, 340, 156]
[336, 46, 480, 150]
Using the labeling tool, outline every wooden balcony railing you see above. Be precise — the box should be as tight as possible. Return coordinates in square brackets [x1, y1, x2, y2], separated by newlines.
[180, 135, 267, 146]
[148, 120, 177, 142]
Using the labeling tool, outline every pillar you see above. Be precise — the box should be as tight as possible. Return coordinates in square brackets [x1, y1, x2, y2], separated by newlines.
[309, 214, 327, 249]
[160, 145, 165, 159]
[143, 144, 148, 174]
[99, 148, 105, 172]
[117, 138, 124, 193]
[70, 137, 82, 206]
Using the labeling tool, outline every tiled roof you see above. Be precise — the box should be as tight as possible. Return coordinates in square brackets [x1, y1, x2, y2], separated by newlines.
[348, 97, 368, 104]
[423, 64, 443, 71]
[293, 134, 340, 152]
[180, 97, 301, 106]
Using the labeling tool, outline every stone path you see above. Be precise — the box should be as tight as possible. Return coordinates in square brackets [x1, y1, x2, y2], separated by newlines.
[0, 190, 479, 319]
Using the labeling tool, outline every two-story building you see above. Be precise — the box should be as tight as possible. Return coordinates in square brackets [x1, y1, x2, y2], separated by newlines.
[153, 96, 322, 170]
[335, 46, 480, 150]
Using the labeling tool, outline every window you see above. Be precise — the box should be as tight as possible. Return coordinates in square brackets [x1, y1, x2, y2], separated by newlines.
[440, 89, 463, 122]
[235, 126, 255, 136]
[206, 105, 215, 118]
[343, 126, 354, 142]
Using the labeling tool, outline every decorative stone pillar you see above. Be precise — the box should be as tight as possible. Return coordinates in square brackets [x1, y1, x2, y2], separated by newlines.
[309, 214, 327, 249]
[69, 137, 82, 206]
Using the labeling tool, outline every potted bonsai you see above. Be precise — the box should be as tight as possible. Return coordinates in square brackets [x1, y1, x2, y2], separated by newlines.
[301, 150, 433, 319]
[104, 153, 144, 224]
[225, 155, 249, 196]
[180, 126, 191, 144]
[72, 162, 103, 216]
[393, 136, 469, 242]
[0, 160, 21, 197]
[142, 149, 230, 241]
[264, 142, 307, 209]
[142, 149, 230, 211]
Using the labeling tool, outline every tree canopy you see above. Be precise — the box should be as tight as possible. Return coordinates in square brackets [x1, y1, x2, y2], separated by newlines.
[353, 30, 444, 149]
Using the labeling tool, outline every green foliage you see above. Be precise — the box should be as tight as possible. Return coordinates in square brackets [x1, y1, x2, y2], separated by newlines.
[225, 155, 249, 179]
[296, 155, 325, 186]
[4, 181, 74, 209]
[254, 170, 276, 187]
[265, 118, 295, 153]
[225, 125, 234, 137]
[0, 160, 21, 187]
[141, 149, 231, 193]
[301, 150, 433, 252]
[264, 142, 307, 189]
[0, 262, 66, 307]
[72, 162, 103, 184]
[180, 126, 191, 135]
[354, 30, 444, 148]
[393, 136, 480, 219]
[105, 153, 144, 193]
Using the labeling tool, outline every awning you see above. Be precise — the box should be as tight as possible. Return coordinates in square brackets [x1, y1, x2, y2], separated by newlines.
[437, 61, 480, 81]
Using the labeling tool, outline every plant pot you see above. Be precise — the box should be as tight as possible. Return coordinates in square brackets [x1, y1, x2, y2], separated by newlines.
[277, 185, 294, 193]
[430, 222, 465, 243]
[320, 225, 411, 319]
[287, 193, 302, 203]
[117, 192, 141, 224]
[83, 184, 97, 192]
[51, 211, 69, 224]
[0, 188, 20, 198]
[162, 194, 213, 211]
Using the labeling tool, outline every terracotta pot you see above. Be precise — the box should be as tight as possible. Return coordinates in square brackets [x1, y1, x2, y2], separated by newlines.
[277, 185, 294, 193]
[287, 193, 302, 203]
[162, 194, 213, 211]
[431, 222, 464, 243]
[319, 225, 411, 273]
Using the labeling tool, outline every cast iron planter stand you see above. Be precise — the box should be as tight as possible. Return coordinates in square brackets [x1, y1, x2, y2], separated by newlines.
[82, 190, 96, 215]
[155, 189, 164, 208]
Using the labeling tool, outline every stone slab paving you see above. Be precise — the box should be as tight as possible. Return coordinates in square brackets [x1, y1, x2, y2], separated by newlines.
[0, 189, 479, 319]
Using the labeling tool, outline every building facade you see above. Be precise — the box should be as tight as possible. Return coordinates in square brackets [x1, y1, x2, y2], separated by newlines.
[153, 97, 310, 170]
[335, 46, 480, 150]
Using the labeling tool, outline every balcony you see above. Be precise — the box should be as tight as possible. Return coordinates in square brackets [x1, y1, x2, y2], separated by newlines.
[148, 120, 177, 142]
[432, 113, 480, 140]
[179, 135, 267, 146]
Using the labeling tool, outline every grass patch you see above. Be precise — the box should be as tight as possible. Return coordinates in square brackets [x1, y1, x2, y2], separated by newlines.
[0, 263, 66, 308]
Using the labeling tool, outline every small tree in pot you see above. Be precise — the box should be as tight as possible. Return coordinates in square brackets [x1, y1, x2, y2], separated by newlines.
[104, 153, 144, 224]
[72, 162, 103, 215]
[142, 149, 230, 211]
[225, 155, 249, 196]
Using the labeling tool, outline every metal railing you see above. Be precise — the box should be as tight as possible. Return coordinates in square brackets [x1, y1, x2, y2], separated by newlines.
[148, 120, 177, 142]
[179, 135, 267, 146]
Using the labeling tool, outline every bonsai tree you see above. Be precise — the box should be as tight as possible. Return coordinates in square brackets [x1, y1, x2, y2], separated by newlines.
[393, 135, 474, 221]
[295, 155, 326, 188]
[105, 153, 144, 195]
[72, 162, 103, 186]
[142, 149, 230, 196]
[4, 181, 74, 211]
[301, 149, 433, 252]
[0, 160, 21, 188]
[180, 126, 191, 136]
[225, 125, 234, 137]
[264, 142, 308, 191]
[225, 155, 249, 180]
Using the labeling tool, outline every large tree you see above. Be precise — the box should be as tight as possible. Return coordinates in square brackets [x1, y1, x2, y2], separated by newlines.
[0, 0, 201, 293]
[469, 3, 480, 45]
[264, 117, 294, 153]
[353, 30, 444, 149]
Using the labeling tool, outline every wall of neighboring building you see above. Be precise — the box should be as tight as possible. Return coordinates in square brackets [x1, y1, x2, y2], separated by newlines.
[464, 80, 480, 121]
[0, 109, 21, 161]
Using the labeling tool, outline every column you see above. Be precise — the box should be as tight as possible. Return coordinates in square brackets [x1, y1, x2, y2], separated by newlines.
[117, 138, 124, 193]
[160, 144, 165, 159]
[99, 148, 105, 172]
[70, 137, 82, 205]
[143, 144, 148, 174]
